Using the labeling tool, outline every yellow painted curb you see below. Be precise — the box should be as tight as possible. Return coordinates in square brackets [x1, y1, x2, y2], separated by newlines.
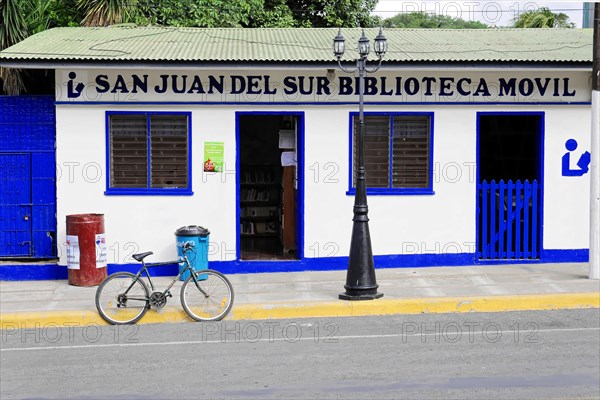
[1, 292, 598, 330]
[229, 292, 600, 320]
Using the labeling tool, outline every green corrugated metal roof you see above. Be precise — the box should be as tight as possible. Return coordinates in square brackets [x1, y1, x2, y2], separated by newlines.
[0, 26, 592, 64]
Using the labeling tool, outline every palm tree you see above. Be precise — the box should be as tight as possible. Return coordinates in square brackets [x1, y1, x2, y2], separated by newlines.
[0, 0, 51, 94]
[0, 0, 29, 94]
[512, 7, 575, 28]
[26, 0, 51, 34]
[77, 0, 135, 27]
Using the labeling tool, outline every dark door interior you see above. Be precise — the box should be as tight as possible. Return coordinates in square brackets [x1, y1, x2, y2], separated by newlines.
[479, 115, 540, 182]
[239, 115, 298, 260]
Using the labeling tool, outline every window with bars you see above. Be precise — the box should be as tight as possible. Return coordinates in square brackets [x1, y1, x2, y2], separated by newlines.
[351, 113, 433, 194]
[107, 112, 191, 194]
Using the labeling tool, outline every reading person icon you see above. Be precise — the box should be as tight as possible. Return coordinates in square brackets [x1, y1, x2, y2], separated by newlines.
[67, 72, 85, 98]
[562, 139, 591, 177]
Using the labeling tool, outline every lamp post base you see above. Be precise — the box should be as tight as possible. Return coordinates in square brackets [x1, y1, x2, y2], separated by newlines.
[339, 287, 384, 301]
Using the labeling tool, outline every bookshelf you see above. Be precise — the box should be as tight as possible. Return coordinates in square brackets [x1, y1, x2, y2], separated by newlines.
[240, 165, 282, 251]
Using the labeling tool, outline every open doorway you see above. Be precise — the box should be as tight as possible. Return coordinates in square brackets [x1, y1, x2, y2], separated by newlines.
[477, 112, 543, 260]
[238, 113, 301, 261]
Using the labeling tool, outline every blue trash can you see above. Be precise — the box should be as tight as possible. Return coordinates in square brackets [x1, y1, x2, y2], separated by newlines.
[175, 225, 210, 281]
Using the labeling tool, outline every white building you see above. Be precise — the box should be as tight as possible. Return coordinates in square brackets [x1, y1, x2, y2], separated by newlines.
[0, 27, 593, 279]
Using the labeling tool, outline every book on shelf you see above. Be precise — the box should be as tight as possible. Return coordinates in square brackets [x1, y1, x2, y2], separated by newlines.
[241, 188, 271, 202]
[242, 169, 274, 184]
[242, 206, 278, 217]
[241, 221, 255, 235]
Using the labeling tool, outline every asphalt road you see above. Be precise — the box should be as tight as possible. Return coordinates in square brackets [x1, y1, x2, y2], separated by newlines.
[1, 309, 599, 399]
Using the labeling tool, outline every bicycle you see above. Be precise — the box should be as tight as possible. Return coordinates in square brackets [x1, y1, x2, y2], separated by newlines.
[95, 242, 234, 325]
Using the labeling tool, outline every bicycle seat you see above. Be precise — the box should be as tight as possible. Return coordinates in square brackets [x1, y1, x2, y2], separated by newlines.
[132, 251, 153, 262]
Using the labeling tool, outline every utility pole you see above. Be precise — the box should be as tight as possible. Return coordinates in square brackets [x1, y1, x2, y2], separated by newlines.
[590, 3, 600, 280]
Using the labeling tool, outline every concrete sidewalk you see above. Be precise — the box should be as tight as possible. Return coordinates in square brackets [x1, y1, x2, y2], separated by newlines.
[1, 263, 599, 328]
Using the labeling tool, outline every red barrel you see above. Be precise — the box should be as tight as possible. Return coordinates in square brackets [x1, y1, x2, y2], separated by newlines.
[66, 214, 107, 286]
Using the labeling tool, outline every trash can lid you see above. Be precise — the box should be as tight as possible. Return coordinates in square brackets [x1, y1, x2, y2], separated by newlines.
[175, 225, 210, 237]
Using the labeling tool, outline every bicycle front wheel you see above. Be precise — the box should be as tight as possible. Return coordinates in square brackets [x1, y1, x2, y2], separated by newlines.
[96, 272, 150, 325]
[181, 269, 234, 321]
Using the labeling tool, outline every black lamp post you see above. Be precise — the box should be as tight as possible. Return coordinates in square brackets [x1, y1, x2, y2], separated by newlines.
[334, 28, 387, 300]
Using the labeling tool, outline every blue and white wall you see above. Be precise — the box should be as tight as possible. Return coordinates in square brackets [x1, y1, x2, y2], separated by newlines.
[51, 67, 592, 273]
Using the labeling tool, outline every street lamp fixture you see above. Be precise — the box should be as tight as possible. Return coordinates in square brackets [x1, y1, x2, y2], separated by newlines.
[333, 30, 346, 60]
[374, 28, 388, 58]
[333, 28, 387, 301]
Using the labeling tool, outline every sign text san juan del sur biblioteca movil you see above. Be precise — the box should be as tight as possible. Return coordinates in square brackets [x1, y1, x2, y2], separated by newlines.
[64, 72, 582, 101]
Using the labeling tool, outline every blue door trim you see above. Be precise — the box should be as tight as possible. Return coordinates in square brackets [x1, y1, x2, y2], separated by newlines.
[476, 111, 545, 260]
[235, 111, 305, 262]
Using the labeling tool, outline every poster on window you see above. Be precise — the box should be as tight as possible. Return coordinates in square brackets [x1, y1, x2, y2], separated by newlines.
[95, 234, 107, 268]
[66, 235, 80, 270]
[203, 142, 224, 173]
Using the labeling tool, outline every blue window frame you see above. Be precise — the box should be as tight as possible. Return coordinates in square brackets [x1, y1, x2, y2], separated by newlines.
[348, 112, 434, 195]
[105, 111, 192, 195]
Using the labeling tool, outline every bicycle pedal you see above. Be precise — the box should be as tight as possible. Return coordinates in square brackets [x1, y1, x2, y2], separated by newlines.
[166, 291, 173, 298]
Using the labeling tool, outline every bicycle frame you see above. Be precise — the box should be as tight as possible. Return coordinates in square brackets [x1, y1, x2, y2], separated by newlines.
[122, 250, 209, 302]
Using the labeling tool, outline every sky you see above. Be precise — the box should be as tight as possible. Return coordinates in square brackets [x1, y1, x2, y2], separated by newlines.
[372, 1, 587, 27]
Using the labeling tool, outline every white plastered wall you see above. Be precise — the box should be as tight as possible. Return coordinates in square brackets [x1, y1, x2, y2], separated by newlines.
[543, 106, 591, 250]
[55, 102, 591, 266]
[55, 104, 239, 265]
[303, 105, 477, 259]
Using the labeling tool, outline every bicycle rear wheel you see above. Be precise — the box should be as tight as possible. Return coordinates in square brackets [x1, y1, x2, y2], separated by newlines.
[96, 272, 150, 325]
[181, 269, 234, 321]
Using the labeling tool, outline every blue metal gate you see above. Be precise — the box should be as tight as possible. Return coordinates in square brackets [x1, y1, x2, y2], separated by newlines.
[478, 179, 540, 260]
[0, 96, 56, 258]
[0, 154, 32, 256]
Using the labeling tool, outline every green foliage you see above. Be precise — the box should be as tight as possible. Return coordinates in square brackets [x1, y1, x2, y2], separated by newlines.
[383, 11, 488, 29]
[25, 0, 52, 34]
[1, 0, 381, 93]
[132, 0, 376, 28]
[47, 0, 82, 27]
[512, 7, 575, 28]
[286, 0, 379, 28]
[248, 0, 295, 28]
[1, 0, 28, 49]
[2, 0, 380, 32]
[77, 0, 136, 27]
[133, 0, 260, 27]
[1, 0, 38, 93]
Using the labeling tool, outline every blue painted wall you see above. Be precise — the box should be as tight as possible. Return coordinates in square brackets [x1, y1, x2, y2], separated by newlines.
[0, 96, 57, 259]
